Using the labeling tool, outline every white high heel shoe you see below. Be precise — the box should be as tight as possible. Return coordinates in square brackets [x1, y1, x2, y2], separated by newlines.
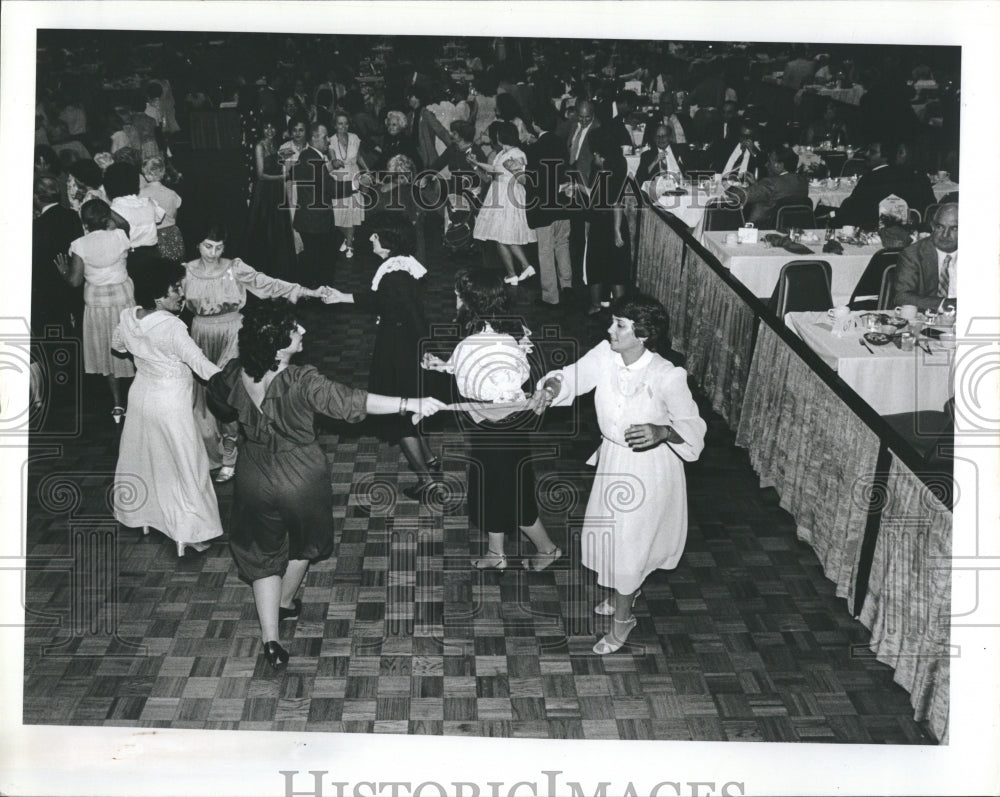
[177, 540, 211, 557]
[593, 616, 637, 655]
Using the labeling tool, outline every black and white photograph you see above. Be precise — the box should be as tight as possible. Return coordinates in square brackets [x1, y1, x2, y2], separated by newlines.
[2, 2, 998, 796]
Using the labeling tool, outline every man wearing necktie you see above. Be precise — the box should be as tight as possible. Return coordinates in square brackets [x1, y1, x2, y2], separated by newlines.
[895, 203, 959, 313]
[635, 125, 686, 185]
[720, 123, 762, 179]
[567, 100, 600, 288]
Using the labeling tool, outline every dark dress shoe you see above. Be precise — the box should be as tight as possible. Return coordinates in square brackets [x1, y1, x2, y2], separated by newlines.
[263, 640, 289, 669]
[402, 479, 441, 502]
[278, 598, 301, 621]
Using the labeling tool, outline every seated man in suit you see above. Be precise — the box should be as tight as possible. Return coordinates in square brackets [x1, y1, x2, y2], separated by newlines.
[635, 124, 687, 186]
[738, 145, 809, 228]
[713, 120, 766, 179]
[894, 203, 957, 313]
[835, 139, 936, 230]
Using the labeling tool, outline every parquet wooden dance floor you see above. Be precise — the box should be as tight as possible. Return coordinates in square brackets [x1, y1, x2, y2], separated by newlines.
[21, 233, 934, 743]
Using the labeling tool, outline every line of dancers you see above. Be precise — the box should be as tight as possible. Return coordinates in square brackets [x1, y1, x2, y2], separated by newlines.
[108, 238, 705, 667]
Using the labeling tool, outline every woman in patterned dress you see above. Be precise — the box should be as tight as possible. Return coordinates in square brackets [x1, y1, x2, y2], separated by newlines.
[182, 222, 335, 482]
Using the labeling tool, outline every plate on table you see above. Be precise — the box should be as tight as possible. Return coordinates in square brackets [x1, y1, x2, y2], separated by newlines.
[863, 332, 892, 346]
[878, 315, 908, 329]
[661, 188, 688, 196]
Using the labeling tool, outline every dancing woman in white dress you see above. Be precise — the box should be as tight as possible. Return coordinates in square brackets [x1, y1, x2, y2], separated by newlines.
[538, 294, 706, 653]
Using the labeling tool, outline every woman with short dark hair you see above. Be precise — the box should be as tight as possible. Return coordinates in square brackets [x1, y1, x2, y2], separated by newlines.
[537, 293, 706, 654]
[112, 258, 223, 557]
[206, 300, 445, 669]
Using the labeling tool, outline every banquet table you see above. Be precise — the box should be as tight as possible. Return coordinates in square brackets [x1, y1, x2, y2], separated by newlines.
[785, 311, 954, 415]
[702, 229, 881, 305]
[646, 180, 725, 237]
[808, 177, 959, 210]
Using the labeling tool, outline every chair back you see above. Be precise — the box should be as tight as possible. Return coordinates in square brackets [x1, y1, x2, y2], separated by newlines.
[878, 264, 897, 310]
[849, 248, 900, 310]
[907, 207, 922, 227]
[924, 202, 941, 230]
[703, 199, 745, 232]
[770, 260, 833, 317]
[840, 158, 867, 178]
[775, 202, 816, 232]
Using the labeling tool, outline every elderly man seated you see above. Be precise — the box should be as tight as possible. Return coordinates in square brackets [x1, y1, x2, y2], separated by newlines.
[635, 124, 687, 186]
[894, 203, 958, 313]
[737, 145, 809, 228]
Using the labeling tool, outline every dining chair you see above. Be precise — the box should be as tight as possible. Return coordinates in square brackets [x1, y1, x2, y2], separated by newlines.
[877, 264, 897, 310]
[840, 158, 867, 178]
[775, 202, 817, 232]
[703, 199, 745, 232]
[907, 207, 922, 227]
[849, 249, 900, 310]
[770, 260, 833, 317]
[924, 202, 941, 227]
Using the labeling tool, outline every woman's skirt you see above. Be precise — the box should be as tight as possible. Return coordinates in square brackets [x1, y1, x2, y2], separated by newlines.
[331, 179, 365, 227]
[190, 312, 242, 468]
[83, 279, 136, 377]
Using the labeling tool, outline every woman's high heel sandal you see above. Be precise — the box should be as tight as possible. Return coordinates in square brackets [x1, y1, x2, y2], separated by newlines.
[472, 551, 508, 571]
[263, 640, 289, 669]
[111, 406, 126, 424]
[593, 616, 638, 655]
[523, 546, 562, 572]
[594, 590, 641, 616]
[176, 540, 211, 557]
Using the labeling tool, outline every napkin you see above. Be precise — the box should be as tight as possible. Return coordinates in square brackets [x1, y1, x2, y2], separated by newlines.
[763, 233, 815, 254]
[822, 239, 844, 255]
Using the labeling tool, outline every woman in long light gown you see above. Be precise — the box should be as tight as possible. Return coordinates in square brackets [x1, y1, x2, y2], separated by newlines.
[539, 294, 706, 654]
[112, 259, 223, 557]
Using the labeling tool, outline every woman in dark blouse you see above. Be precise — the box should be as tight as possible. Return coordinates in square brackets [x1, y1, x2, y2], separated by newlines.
[208, 300, 444, 669]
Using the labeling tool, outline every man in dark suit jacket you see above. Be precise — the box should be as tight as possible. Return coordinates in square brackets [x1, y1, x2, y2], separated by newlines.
[711, 120, 766, 178]
[740, 145, 810, 227]
[894, 203, 958, 312]
[32, 176, 83, 338]
[635, 124, 688, 186]
[835, 140, 936, 230]
[292, 122, 338, 287]
[565, 100, 601, 286]
[527, 106, 573, 305]
[642, 94, 691, 148]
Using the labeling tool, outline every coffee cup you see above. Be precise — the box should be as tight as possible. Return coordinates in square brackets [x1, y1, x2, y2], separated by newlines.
[894, 304, 918, 321]
[840, 225, 855, 236]
[827, 305, 850, 320]
[724, 232, 738, 245]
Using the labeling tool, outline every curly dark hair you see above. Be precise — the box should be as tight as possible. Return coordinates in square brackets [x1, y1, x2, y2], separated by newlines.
[609, 293, 670, 353]
[367, 219, 416, 257]
[238, 299, 300, 381]
[132, 258, 185, 309]
[103, 162, 140, 200]
[454, 269, 521, 337]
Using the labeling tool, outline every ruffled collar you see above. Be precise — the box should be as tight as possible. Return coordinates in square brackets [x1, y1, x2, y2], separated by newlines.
[371, 255, 427, 290]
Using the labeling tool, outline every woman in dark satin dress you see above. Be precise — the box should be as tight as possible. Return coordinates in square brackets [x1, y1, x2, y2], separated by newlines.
[207, 300, 444, 669]
[244, 114, 296, 279]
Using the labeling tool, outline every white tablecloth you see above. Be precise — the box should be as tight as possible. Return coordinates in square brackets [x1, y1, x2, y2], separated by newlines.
[703, 229, 880, 305]
[808, 178, 958, 210]
[648, 180, 724, 236]
[786, 311, 954, 415]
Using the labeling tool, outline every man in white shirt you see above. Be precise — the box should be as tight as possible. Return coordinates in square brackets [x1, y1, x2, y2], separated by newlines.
[894, 203, 958, 312]
[718, 123, 764, 179]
